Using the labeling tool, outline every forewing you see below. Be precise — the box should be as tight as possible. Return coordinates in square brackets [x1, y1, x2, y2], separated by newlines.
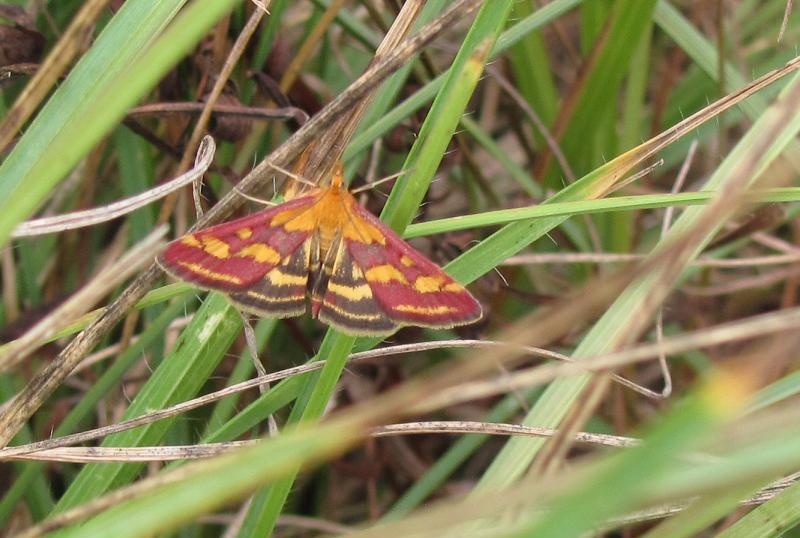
[344, 201, 482, 330]
[316, 240, 398, 335]
[158, 196, 316, 291]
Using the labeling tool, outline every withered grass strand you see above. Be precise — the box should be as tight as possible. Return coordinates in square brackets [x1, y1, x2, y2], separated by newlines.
[0, 227, 168, 372]
[0, 0, 113, 151]
[5, 304, 800, 460]
[11, 136, 216, 238]
[4, 424, 637, 463]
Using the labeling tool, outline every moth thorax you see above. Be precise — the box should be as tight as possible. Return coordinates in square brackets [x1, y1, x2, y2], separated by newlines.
[314, 189, 345, 256]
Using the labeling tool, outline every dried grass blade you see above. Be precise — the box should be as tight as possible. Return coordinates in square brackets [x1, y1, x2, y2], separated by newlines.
[12, 136, 215, 238]
[0, 226, 168, 372]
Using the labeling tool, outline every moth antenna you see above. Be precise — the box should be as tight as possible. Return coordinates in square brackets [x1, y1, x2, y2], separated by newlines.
[233, 186, 278, 206]
[350, 169, 411, 194]
[266, 161, 318, 188]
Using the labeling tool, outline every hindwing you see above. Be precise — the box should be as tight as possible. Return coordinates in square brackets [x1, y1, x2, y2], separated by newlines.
[227, 239, 312, 318]
[315, 241, 398, 335]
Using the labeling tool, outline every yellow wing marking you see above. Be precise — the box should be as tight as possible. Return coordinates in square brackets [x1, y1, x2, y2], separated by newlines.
[364, 264, 408, 284]
[267, 269, 307, 286]
[340, 207, 385, 244]
[177, 262, 242, 284]
[203, 237, 230, 258]
[400, 255, 414, 267]
[340, 193, 385, 245]
[327, 282, 373, 301]
[236, 228, 253, 239]
[323, 302, 385, 321]
[411, 275, 465, 294]
[413, 275, 447, 293]
[235, 243, 281, 264]
[395, 304, 456, 315]
[183, 235, 231, 259]
[277, 210, 317, 232]
[246, 291, 304, 303]
[181, 235, 202, 248]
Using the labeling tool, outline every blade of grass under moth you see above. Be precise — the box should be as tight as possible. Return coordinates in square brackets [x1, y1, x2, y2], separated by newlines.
[237, 4, 515, 536]
[203, 320, 279, 435]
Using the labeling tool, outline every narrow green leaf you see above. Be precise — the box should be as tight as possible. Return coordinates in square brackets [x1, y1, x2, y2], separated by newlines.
[0, 0, 240, 246]
[0, 299, 189, 525]
[53, 294, 241, 512]
[474, 72, 800, 492]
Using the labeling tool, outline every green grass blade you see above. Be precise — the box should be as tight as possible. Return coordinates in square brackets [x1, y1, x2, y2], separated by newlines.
[115, 126, 156, 243]
[380, 1, 515, 230]
[515, 376, 740, 537]
[640, 482, 765, 538]
[0, 298, 189, 525]
[542, 0, 657, 182]
[203, 319, 279, 434]
[0, 0, 240, 247]
[237, 332, 357, 537]
[403, 188, 800, 238]
[237, 4, 516, 535]
[714, 480, 800, 537]
[53, 294, 241, 512]
[202, 375, 305, 444]
[473, 72, 800, 492]
[346, 0, 582, 160]
[506, 0, 558, 129]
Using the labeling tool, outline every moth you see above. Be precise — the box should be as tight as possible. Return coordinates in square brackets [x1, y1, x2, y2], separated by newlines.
[158, 164, 482, 335]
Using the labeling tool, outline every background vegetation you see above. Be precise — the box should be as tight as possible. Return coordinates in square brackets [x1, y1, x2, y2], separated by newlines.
[2, 0, 800, 536]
